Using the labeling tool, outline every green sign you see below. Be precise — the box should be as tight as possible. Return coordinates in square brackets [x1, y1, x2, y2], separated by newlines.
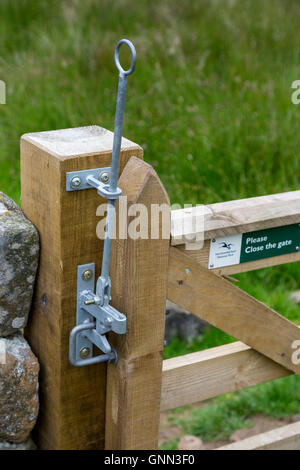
[240, 223, 300, 263]
[208, 223, 300, 269]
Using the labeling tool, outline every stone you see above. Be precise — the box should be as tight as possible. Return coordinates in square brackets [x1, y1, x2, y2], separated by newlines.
[289, 291, 300, 305]
[165, 300, 208, 345]
[0, 437, 36, 450]
[178, 435, 206, 450]
[0, 334, 39, 442]
[0, 192, 39, 336]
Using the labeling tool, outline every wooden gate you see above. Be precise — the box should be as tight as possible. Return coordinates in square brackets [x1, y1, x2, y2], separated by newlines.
[21, 126, 300, 450]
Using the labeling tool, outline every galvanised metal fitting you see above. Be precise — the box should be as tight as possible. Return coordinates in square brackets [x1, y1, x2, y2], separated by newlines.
[68, 39, 136, 367]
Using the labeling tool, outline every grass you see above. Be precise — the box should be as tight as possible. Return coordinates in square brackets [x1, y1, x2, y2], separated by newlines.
[1, 0, 300, 204]
[164, 327, 236, 360]
[0, 0, 300, 449]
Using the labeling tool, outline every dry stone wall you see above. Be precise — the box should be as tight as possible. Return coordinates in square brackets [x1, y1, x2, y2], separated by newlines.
[0, 192, 39, 450]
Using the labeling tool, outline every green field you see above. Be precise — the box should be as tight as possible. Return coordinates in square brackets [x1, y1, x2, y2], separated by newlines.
[1, 0, 300, 448]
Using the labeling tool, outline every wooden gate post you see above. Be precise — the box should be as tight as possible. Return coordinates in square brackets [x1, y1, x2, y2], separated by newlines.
[21, 126, 143, 450]
[105, 157, 170, 450]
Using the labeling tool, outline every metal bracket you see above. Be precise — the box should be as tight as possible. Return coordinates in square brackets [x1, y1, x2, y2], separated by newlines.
[86, 175, 122, 199]
[69, 263, 126, 367]
[66, 167, 111, 192]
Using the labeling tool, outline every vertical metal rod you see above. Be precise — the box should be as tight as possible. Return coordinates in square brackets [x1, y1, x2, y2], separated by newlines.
[100, 39, 137, 284]
[110, 73, 128, 193]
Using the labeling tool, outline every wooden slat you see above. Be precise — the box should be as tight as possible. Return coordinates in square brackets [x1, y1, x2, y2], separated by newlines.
[178, 239, 300, 275]
[217, 421, 300, 450]
[167, 247, 300, 374]
[22, 126, 143, 450]
[161, 342, 292, 411]
[171, 190, 300, 245]
[105, 157, 170, 450]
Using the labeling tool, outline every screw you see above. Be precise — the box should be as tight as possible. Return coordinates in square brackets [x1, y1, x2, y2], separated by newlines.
[82, 269, 93, 281]
[80, 347, 90, 359]
[41, 293, 47, 308]
[212, 238, 216, 243]
[70, 176, 82, 189]
[99, 171, 110, 184]
[210, 264, 214, 268]
[84, 299, 95, 305]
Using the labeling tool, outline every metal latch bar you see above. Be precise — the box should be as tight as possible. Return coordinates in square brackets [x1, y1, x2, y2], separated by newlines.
[69, 263, 126, 367]
[68, 39, 136, 367]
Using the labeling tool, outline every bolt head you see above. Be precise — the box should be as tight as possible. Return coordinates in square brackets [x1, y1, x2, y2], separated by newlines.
[82, 269, 93, 281]
[80, 347, 91, 359]
[99, 171, 110, 184]
[70, 176, 82, 189]
[104, 316, 113, 327]
[41, 293, 47, 308]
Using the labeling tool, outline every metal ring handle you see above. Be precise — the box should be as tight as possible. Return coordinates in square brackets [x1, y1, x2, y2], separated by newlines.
[114, 39, 136, 76]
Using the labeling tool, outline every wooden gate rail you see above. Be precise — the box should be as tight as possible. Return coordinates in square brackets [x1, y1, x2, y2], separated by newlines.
[172, 191, 300, 274]
[171, 190, 300, 244]
[161, 341, 293, 412]
[217, 421, 300, 450]
[168, 247, 300, 375]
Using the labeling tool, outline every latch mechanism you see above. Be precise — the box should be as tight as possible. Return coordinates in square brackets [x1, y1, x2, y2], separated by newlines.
[68, 39, 136, 366]
[69, 263, 126, 366]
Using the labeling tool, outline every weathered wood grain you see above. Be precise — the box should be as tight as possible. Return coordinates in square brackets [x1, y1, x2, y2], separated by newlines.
[167, 246, 300, 374]
[105, 157, 170, 450]
[21, 126, 143, 450]
[161, 341, 292, 411]
[171, 190, 300, 245]
[217, 421, 300, 450]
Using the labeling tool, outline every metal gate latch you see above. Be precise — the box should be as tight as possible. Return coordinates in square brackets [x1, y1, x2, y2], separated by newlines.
[69, 39, 136, 366]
